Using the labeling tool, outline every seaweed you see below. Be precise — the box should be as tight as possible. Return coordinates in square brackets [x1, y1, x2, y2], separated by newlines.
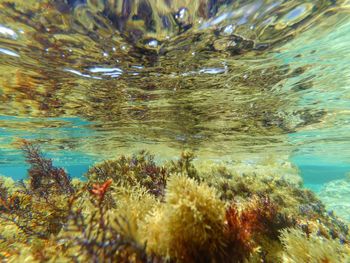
[224, 204, 255, 261]
[0, 143, 349, 262]
[243, 196, 296, 240]
[61, 180, 149, 263]
[223, 196, 296, 262]
[140, 175, 226, 262]
[202, 162, 324, 216]
[0, 141, 75, 239]
[280, 228, 350, 263]
[20, 139, 74, 196]
[168, 151, 200, 180]
[86, 150, 168, 198]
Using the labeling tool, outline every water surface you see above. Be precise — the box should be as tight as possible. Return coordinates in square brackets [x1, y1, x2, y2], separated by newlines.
[0, 1, 349, 200]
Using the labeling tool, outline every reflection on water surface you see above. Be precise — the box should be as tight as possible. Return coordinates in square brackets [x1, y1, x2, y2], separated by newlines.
[0, 0, 349, 189]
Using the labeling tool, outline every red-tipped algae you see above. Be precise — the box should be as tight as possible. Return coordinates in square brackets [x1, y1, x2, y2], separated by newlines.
[0, 141, 349, 262]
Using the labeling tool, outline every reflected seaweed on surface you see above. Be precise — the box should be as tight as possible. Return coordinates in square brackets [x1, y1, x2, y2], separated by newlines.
[0, 0, 341, 164]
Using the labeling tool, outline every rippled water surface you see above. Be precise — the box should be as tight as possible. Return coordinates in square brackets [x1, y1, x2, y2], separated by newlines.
[0, 0, 349, 192]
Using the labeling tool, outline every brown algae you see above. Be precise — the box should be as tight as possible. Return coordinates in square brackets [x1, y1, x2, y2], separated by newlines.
[0, 141, 349, 262]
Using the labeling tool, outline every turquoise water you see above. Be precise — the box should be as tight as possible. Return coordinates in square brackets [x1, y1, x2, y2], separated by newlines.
[285, 16, 350, 190]
[0, 0, 350, 219]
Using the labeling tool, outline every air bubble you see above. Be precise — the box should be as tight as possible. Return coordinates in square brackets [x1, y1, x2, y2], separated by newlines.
[222, 24, 235, 35]
[147, 40, 158, 48]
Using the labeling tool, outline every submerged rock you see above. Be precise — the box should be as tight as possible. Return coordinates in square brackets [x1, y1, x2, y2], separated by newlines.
[318, 178, 350, 222]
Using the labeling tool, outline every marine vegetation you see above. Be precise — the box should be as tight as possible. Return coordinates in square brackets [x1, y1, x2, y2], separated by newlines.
[0, 140, 349, 262]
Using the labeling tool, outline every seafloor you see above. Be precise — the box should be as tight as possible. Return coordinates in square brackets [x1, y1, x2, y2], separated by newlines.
[0, 140, 349, 262]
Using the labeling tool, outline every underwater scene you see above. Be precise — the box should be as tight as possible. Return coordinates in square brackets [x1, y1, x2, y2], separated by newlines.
[0, 0, 350, 262]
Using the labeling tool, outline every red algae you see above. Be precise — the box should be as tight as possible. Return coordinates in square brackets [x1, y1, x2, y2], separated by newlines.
[0, 142, 348, 262]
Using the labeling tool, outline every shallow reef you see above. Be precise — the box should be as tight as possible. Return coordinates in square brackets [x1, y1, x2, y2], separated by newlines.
[318, 178, 350, 222]
[0, 141, 349, 262]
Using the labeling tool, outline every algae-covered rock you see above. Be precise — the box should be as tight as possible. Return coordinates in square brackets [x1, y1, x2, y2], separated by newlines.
[200, 161, 322, 217]
[0, 143, 349, 262]
[280, 228, 350, 263]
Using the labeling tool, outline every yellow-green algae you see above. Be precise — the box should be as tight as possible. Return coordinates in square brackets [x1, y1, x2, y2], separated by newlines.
[0, 142, 349, 262]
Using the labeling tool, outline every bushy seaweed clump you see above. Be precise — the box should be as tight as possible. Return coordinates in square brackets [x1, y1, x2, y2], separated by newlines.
[0, 140, 75, 241]
[86, 150, 198, 198]
[141, 175, 227, 262]
[280, 228, 350, 263]
[21, 140, 74, 196]
[0, 141, 349, 262]
[86, 150, 169, 198]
